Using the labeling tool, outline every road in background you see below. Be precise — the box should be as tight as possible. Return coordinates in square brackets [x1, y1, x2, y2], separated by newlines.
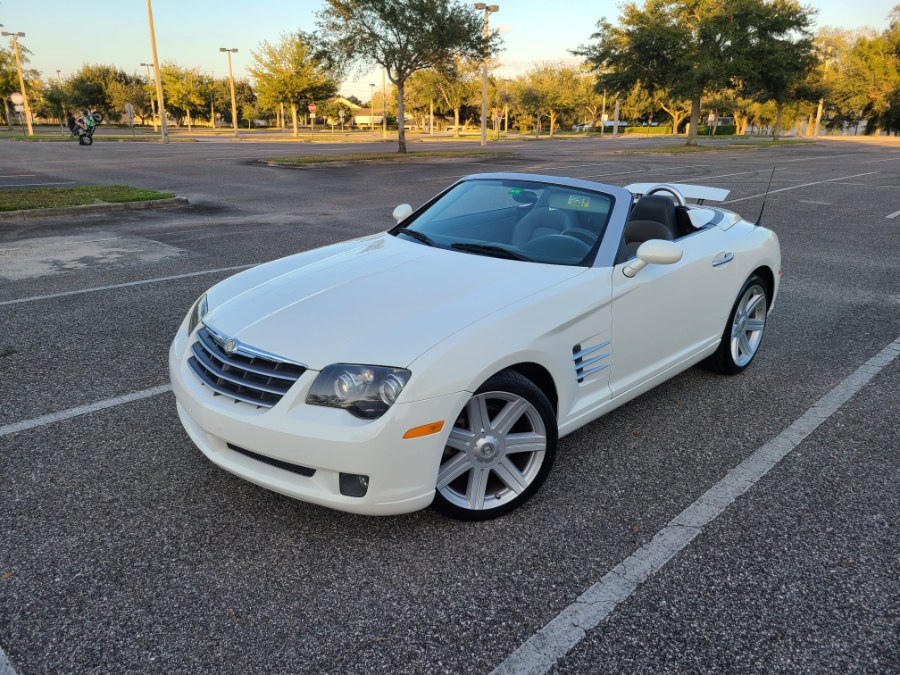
[1, 136, 897, 673]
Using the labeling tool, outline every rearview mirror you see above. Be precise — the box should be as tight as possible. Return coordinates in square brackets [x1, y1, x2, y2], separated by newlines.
[392, 203, 413, 223]
[623, 239, 683, 277]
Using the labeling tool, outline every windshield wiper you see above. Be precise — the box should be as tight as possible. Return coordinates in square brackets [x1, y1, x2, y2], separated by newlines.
[394, 226, 435, 247]
[451, 242, 533, 261]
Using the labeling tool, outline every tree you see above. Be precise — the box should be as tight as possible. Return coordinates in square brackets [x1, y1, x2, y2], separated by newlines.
[161, 63, 204, 130]
[429, 58, 479, 137]
[740, 0, 817, 139]
[654, 90, 691, 134]
[520, 64, 580, 137]
[317, 0, 496, 152]
[67, 64, 132, 119]
[576, 0, 801, 145]
[249, 32, 338, 137]
[575, 71, 606, 130]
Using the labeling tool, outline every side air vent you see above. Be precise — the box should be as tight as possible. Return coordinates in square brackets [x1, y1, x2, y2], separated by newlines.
[572, 340, 611, 383]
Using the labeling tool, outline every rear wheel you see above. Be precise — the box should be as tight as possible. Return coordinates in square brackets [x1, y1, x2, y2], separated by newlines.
[432, 371, 557, 521]
[706, 274, 768, 374]
[82, 135, 93, 146]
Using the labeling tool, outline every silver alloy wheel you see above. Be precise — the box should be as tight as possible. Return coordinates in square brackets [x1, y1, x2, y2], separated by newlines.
[730, 283, 767, 367]
[437, 391, 547, 512]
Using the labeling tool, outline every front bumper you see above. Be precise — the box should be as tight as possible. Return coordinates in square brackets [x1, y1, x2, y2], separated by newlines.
[169, 332, 469, 515]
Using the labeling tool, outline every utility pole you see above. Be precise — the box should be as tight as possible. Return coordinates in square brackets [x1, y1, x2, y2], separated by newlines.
[140, 62, 158, 132]
[145, 0, 169, 143]
[474, 4, 499, 148]
[56, 69, 66, 135]
[2, 32, 33, 136]
[369, 83, 375, 132]
[612, 98, 620, 138]
[220, 48, 240, 138]
[813, 98, 824, 138]
[382, 66, 387, 141]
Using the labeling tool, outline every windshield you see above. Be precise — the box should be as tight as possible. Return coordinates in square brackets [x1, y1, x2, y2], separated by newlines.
[390, 179, 615, 266]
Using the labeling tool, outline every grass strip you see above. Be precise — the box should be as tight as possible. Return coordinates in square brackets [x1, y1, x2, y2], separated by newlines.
[621, 139, 816, 154]
[264, 149, 516, 166]
[0, 185, 174, 212]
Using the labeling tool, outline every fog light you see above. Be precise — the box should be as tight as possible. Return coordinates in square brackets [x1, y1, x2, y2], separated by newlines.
[339, 473, 369, 498]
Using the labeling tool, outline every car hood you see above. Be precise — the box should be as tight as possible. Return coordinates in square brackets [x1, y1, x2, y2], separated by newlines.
[203, 233, 584, 369]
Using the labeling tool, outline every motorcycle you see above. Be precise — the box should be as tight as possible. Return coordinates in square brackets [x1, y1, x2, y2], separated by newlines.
[69, 109, 103, 145]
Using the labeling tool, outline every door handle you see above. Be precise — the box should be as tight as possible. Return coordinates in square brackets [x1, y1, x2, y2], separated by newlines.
[712, 251, 734, 267]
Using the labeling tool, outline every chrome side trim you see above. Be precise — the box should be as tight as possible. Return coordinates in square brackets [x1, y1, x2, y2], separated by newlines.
[578, 353, 610, 370]
[573, 341, 611, 361]
[579, 363, 610, 378]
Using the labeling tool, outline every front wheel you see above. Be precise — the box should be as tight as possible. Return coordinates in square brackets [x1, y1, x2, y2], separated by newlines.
[706, 274, 769, 374]
[433, 371, 557, 521]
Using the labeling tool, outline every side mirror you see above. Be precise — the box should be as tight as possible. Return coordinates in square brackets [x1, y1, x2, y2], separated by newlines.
[623, 239, 683, 277]
[392, 203, 413, 224]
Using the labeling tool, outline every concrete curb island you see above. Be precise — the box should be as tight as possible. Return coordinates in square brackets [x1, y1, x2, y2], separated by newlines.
[0, 197, 189, 222]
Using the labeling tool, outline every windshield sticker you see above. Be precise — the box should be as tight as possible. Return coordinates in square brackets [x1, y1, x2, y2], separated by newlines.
[508, 188, 524, 195]
[568, 195, 590, 208]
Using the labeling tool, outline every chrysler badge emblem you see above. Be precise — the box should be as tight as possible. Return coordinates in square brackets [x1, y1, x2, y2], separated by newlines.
[223, 338, 237, 355]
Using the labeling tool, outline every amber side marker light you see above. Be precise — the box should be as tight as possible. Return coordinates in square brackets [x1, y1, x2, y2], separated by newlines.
[403, 421, 445, 439]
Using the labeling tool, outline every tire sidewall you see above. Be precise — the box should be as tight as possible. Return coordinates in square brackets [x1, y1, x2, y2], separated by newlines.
[432, 371, 558, 521]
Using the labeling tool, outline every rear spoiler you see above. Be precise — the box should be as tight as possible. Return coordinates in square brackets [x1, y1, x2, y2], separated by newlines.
[625, 182, 730, 203]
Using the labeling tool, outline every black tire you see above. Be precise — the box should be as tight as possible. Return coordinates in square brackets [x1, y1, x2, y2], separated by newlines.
[91, 112, 103, 122]
[78, 135, 86, 145]
[705, 274, 769, 375]
[432, 370, 557, 521]
[83, 135, 93, 146]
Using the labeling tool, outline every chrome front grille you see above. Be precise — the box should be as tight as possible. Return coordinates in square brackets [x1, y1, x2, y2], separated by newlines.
[573, 340, 611, 383]
[188, 327, 306, 408]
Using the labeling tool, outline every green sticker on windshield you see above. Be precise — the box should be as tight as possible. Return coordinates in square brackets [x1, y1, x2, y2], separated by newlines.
[568, 195, 590, 208]
[508, 188, 523, 195]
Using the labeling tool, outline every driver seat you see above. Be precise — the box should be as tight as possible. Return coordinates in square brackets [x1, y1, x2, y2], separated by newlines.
[511, 207, 579, 246]
[617, 195, 680, 262]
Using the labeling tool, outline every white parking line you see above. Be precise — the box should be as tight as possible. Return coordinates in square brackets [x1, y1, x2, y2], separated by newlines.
[492, 335, 900, 675]
[0, 264, 255, 307]
[0, 384, 172, 438]
[0, 174, 36, 178]
[578, 163, 709, 180]
[724, 172, 878, 203]
[887, 209, 900, 219]
[0, 646, 15, 675]
[864, 155, 900, 164]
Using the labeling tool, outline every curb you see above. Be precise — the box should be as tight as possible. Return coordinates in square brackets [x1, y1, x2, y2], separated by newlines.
[0, 197, 189, 222]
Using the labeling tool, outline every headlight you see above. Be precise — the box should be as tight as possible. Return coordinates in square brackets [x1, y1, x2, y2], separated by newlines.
[187, 294, 208, 335]
[306, 364, 411, 419]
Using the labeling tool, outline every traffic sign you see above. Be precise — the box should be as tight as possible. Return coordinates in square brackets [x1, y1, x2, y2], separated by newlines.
[10, 92, 24, 105]
[308, 103, 317, 113]
[338, 109, 345, 118]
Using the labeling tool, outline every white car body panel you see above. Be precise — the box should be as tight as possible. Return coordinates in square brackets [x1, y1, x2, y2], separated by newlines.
[169, 173, 781, 516]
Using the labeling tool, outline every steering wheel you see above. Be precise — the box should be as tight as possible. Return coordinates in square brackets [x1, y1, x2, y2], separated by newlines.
[560, 227, 598, 246]
[645, 185, 687, 207]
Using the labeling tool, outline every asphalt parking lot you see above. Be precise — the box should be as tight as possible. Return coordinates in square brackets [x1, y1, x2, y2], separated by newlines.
[1, 135, 898, 674]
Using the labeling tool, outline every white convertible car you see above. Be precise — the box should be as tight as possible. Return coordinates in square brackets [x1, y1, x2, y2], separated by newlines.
[169, 173, 780, 520]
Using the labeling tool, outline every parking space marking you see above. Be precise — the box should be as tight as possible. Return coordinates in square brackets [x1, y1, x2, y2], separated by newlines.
[0, 385, 172, 438]
[864, 155, 900, 163]
[887, 209, 900, 219]
[723, 172, 878, 203]
[492, 335, 900, 675]
[0, 645, 15, 675]
[0, 264, 255, 307]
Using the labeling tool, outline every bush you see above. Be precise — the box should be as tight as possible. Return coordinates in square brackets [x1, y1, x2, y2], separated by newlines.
[623, 126, 674, 134]
[696, 125, 737, 136]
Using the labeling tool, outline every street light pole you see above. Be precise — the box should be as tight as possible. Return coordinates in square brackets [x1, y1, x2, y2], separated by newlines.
[56, 69, 66, 135]
[145, 0, 169, 143]
[140, 62, 158, 132]
[369, 83, 375, 132]
[474, 4, 498, 148]
[382, 66, 387, 141]
[2, 32, 33, 136]
[220, 48, 240, 138]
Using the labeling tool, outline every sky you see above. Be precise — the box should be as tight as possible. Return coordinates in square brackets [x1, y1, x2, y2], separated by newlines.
[1, 0, 896, 102]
